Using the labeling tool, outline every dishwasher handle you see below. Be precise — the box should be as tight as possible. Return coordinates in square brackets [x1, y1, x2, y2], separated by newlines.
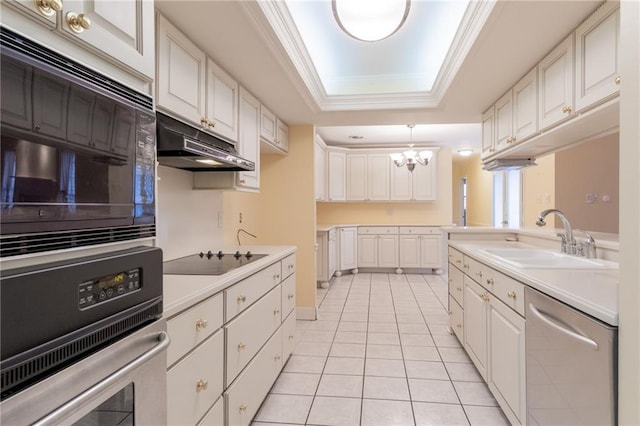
[528, 303, 599, 351]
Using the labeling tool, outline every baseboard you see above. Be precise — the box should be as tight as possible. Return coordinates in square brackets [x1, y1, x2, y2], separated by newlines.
[296, 306, 318, 320]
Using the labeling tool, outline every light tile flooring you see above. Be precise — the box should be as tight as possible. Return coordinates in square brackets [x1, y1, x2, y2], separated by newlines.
[253, 272, 510, 426]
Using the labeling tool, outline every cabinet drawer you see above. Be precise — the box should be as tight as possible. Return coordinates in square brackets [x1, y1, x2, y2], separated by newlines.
[226, 327, 283, 426]
[282, 253, 296, 279]
[198, 395, 224, 426]
[449, 295, 464, 344]
[167, 293, 223, 367]
[225, 262, 281, 322]
[226, 285, 282, 384]
[281, 273, 296, 318]
[282, 310, 297, 360]
[167, 330, 224, 426]
[358, 226, 398, 235]
[448, 247, 464, 270]
[464, 256, 493, 287]
[448, 265, 464, 306]
[490, 269, 525, 316]
[399, 226, 440, 235]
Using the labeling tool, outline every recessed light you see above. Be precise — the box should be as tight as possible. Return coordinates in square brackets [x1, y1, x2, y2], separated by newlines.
[348, 135, 364, 140]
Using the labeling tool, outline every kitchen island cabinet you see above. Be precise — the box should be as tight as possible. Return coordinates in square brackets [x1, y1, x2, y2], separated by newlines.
[164, 246, 296, 426]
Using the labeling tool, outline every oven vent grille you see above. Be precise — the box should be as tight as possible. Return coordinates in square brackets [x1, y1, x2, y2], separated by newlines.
[0, 302, 161, 399]
[0, 224, 156, 258]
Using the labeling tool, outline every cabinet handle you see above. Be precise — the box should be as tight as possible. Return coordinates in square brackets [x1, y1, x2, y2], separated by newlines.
[507, 136, 516, 144]
[288, 334, 295, 340]
[195, 379, 208, 393]
[456, 323, 462, 329]
[463, 264, 469, 270]
[273, 309, 280, 316]
[481, 293, 490, 302]
[237, 295, 247, 303]
[274, 354, 281, 361]
[208, 120, 216, 128]
[66, 12, 91, 33]
[448, 311, 453, 315]
[456, 287, 462, 291]
[562, 105, 573, 114]
[455, 259, 461, 264]
[237, 342, 246, 351]
[200, 117, 208, 127]
[195, 319, 208, 330]
[475, 271, 483, 279]
[486, 278, 494, 286]
[239, 404, 248, 413]
[507, 291, 517, 300]
[36, 0, 62, 16]
[288, 293, 294, 300]
[615, 76, 621, 85]
[239, 179, 246, 184]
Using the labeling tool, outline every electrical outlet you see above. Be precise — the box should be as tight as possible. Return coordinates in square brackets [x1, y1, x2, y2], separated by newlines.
[586, 193, 598, 204]
[239, 212, 243, 224]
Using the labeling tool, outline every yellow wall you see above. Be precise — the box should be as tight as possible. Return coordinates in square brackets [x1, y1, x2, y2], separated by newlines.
[522, 154, 555, 227]
[317, 148, 453, 225]
[222, 126, 317, 313]
[453, 155, 493, 226]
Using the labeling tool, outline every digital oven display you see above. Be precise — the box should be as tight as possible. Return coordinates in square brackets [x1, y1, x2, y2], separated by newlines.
[78, 268, 141, 309]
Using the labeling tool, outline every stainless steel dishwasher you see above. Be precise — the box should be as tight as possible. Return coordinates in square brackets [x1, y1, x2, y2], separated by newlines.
[525, 287, 617, 425]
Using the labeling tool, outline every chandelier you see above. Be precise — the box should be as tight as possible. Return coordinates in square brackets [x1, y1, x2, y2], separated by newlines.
[390, 125, 433, 172]
[332, 0, 411, 42]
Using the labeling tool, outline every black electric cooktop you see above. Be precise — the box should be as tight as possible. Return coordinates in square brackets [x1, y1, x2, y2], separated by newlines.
[163, 251, 268, 275]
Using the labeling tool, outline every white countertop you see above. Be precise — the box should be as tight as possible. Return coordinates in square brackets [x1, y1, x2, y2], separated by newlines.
[162, 245, 296, 318]
[449, 240, 619, 326]
[317, 223, 452, 232]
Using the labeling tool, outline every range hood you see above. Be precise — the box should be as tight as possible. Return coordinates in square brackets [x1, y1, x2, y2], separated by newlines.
[482, 158, 537, 171]
[156, 112, 255, 172]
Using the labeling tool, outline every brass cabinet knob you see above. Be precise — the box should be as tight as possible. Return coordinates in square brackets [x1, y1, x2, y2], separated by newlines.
[200, 117, 208, 127]
[456, 287, 462, 292]
[273, 309, 280, 316]
[36, 0, 62, 16]
[562, 105, 573, 114]
[274, 354, 281, 361]
[288, 334, 294, 340]
[615, 76, 621, 85]
[288, 293, 294, 300]
[481, 293, 490, 302]
[507, 136, 516, 144]
[455, 259, 462, 264]
[456, 324, 462, 329]
[195, 379, 208, 392]
[486, 278, 494, 286]
[239, 404, 247, 413]
[476, 271, 483, 279]
[66, 12, 91, 33]
[195, 319, 208, 330]
[507, 291, 517, 299]
[237, 295, 247, 303]
[239, 179, 246, 184]
[237, 342, 246, 351]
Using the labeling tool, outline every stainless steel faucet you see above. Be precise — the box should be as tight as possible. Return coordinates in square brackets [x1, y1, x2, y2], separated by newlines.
[536, 209, 577, 254]
[574, 229, 597, 259]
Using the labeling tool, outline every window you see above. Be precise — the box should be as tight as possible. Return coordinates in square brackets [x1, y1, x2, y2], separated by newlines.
[493, 169, 522, 227]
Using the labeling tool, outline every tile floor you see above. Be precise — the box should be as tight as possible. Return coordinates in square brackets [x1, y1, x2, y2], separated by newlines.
[253, 272, 510, 426]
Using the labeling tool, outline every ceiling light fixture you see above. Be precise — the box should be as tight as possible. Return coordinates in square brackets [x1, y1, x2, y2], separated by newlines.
[332, 0, 411, 42]
[390, 124, 433, 172]
[457, 149, 473, 157]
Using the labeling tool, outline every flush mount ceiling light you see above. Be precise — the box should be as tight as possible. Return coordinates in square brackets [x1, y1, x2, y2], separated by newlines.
[390, 124, 433, 172]
[457, 149, 473, 157]
[332, 0, 411, 42]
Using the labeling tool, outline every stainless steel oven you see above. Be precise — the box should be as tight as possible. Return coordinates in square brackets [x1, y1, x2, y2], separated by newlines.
[0, 246, 168, 425]
[0, 27, 156, 258]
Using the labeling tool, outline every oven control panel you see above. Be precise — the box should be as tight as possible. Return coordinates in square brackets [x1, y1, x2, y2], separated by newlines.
[78, 268, 141, 309]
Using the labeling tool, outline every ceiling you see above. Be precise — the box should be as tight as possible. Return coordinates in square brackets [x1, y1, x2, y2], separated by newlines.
[154, 0, 602, 154]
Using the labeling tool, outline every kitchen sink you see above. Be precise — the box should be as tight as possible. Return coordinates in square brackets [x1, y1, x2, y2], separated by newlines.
[480, 248, 618, 269]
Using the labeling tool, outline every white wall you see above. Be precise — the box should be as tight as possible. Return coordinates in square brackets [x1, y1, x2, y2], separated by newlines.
[156, 165, 224, 261]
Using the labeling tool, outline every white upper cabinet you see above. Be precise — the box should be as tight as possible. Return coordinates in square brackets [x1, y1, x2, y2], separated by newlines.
[512, 67, 538, 142]
[346, 154, 367, 200]
[206, 59, 238, 143]
[481, 107, 495, 159]
[260, 105, 289, 154]
[156, 13, 238, 143]
[390, 151, 437, 201]
[3, 0, 155, 82]
[259, 105, 277, 144]
[367, 154, 391, 201]
[494, 90, 514, 153]
[236, 87, 260, 190]
[327, 150, 346, 201]
[538, 35, 575, 131]
[574, 1, 620, 112]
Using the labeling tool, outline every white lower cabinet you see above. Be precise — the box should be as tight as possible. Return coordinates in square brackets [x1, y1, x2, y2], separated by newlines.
[167, 331, 224, 426]
[398, 227, 442, 270]
[338, 226, 358, 271]
[450, 245, 526, 426]
[166, 252, 296, 425]
[226, 328, 283, 426]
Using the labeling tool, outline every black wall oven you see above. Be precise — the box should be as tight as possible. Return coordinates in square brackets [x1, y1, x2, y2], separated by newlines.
[0, 27, 156, 257]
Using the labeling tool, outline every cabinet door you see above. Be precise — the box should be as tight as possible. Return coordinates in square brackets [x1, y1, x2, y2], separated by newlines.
[346, 153, 367, 200]
[3, 0, 57, 28]
[90, 97, 115, 152]
[412, 156, 436, 201]
[206, 59, 238, 143]
[377, 235, 399, 268]
[314, 140, 326, 200]
[488, 299, 526, 425]
[339, 227, 358, 270]
[328, 229, 337, 277]
[449, 295, 464, 344]
[260, 104, 276, 144]
[513, 67, 538, 142]
[480, 107, 495, 159]
[67, 86, 96, 146]
[390, 164, 412, 200]
[327, 151, 346, 201]
[111, 104, 135, 157]
[420, 235, 441, 269]
[357, 235, 378, 268]
[575, 2, 620, 112]
[399, 235, 420, 268]
[156, 14, 206, 126]
[276, 119, 289, 152]
[237, 87, 260, 189]
[538, 35, 575, 130]
[60, 0, 155, 79]
[494, 90, 513, 153]
[1, 56, 33, 130]
[463, 276, 488, 380]
[367, 154, 390, 200]
[32, 70, 68, 139]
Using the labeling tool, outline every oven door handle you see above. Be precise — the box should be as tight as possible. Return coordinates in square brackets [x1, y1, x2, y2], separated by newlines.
[33, 331, 170, 425]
